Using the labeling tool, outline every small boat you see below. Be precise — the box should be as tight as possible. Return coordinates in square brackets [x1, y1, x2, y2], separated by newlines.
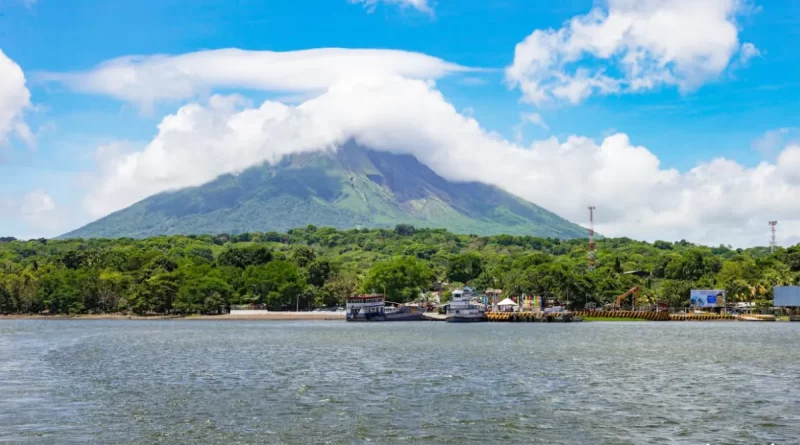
[345, 294, 424, 322]
[446, 287, 487, 323]
[737, 314, 776, 322]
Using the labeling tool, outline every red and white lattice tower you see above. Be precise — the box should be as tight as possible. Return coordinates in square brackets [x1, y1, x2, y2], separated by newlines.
[769, 221, 777, 253]
[588, 206, 596, 271]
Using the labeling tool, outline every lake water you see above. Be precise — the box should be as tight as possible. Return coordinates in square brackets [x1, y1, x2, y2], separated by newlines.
[1, 320, 798, 444]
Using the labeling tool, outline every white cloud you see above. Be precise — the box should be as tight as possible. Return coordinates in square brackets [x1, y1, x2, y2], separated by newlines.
[522, 112, 548, 130]
[739, 42, 760, 63]
[20, 190, 64, 233]
[21, 190, 55, 216]
[38, 48, 464, 110]
[513, 112, 548, 144]
[0, 49, 33, 147]
[0, 189, 66, 238]
[83, 75, 800, 247]
[506, 0, 757, 105]
[752, 128, 793, 157]
[349, 0, 433, 15]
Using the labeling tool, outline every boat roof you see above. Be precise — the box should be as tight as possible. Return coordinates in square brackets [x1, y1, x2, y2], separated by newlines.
[347, 294, 384, 300]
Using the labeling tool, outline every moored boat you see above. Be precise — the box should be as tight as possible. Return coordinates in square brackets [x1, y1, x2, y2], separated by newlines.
[737, 314, 776, 322]
[345, 294, 423, 322]
[446, 287, 487, 322]
[383, 303, 425, 321]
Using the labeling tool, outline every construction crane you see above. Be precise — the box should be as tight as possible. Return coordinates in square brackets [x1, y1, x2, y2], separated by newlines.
[614, 286, 640, 310]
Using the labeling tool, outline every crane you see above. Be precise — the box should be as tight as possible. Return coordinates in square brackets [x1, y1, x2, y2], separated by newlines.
[614, 286, 640, 310]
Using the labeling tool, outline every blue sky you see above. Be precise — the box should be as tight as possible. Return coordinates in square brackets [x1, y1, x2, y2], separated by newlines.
[1, 0, 799, 246]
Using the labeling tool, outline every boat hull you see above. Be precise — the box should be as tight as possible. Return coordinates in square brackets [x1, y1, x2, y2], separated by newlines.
[737, 315, 776, 322]
[346, 314, 386, 322]
[346, 312, 425, 322]
[386, 312, 425, 321]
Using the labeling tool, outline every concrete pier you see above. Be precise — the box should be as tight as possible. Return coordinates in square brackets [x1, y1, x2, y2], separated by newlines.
[422, 312, 447, 321]
[487, 312, 582, 322]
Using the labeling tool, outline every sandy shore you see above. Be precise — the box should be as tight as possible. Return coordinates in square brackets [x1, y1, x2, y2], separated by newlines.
[197, 312, 346, 321]
[0, 312, 346, 321]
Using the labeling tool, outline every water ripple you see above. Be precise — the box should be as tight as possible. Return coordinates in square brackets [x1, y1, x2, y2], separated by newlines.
[0, 320, 798, 444]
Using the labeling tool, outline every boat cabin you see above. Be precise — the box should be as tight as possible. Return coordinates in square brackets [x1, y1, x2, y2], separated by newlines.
[346, 294, 385, 321]
[446, 286, 487, 322]
[451, 286, 475, 302]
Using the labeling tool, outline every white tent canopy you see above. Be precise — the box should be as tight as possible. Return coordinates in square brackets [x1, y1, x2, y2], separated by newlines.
[497, 298, 519, 307]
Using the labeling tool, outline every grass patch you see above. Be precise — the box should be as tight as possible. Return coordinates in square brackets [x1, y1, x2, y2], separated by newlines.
[584, 316, 649, 322]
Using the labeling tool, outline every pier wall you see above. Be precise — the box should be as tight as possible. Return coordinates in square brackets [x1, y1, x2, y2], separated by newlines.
[575, 310, 670, 321]
[669, 313, 736, 321]
[487, 312, 574, 322]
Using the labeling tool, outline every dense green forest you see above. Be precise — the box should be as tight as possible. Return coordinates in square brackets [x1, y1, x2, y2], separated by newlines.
[1, 225, 799, 315]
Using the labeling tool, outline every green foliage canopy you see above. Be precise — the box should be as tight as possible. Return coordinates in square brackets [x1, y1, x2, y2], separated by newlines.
[0, 225, 796, 315]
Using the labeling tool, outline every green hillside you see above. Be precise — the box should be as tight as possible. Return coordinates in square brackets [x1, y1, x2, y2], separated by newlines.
[62, 145, 588, 239]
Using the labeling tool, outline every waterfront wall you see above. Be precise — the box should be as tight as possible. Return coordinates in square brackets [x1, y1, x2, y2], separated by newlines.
[230, 309, 270, 315]
[669, 313, 736, 321]
[574, 310, 671, 321]
[574, 311, 740, 321]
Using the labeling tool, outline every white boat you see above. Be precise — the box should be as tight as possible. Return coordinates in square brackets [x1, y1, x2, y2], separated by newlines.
[345, 294, 423, 322]
[446, 287, 487, 322]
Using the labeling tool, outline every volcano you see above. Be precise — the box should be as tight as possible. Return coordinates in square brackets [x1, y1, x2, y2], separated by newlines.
[62, 144, 587, 239]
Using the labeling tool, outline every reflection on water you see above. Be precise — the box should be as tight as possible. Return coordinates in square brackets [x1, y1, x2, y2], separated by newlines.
[1, 320, 798, 444]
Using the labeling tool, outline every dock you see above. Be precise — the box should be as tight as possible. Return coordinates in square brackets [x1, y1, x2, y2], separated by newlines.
[422, 312, 447, 321]
[487, 312, 582, 322]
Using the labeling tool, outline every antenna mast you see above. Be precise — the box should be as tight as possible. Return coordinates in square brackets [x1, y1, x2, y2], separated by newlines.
[769, 221, 777, 253]
[588, 206, 596, 271]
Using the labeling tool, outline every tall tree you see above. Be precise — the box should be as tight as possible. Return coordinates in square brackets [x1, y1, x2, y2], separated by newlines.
[362, 256, 432, 303]
[447, 253, 484, 284]
[243, 261, 306, 310]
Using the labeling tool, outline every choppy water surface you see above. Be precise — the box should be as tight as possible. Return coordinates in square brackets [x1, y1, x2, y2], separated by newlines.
[1, 320, 798, 444]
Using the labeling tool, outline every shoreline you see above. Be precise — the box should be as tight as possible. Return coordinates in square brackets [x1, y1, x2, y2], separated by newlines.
[0, 313, 788, 322]
[0, 312, 346, 321]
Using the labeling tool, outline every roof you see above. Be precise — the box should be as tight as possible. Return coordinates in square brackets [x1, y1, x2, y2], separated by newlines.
[497, 298, 519, 306]
[347, 294, 384, 300]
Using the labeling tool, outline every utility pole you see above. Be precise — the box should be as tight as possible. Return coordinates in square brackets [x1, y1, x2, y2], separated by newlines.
[769, 221, 778, 253]
[588, 206, 596, 271]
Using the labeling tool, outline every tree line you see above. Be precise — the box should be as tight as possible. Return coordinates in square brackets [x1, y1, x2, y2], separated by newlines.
[1, 224, 799, 315]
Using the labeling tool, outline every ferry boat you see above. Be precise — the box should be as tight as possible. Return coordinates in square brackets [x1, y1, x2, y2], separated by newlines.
[446, 287, 487, 322]
[345, 294, 424, 322]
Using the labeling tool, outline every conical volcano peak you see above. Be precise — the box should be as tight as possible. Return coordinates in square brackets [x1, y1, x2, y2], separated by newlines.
[61, 146, 587, 239]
